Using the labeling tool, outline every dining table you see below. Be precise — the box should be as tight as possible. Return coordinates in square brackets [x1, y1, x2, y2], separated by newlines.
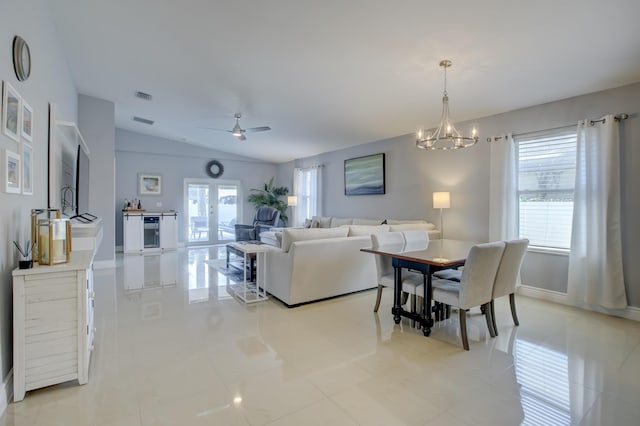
[361, 239, 477, 337]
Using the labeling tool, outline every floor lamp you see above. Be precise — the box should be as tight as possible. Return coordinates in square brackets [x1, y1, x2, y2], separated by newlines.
[287, 196, 297, 227]
[433, 192, 450, 239]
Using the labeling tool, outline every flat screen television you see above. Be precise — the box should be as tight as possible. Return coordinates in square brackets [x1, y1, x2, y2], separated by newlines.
[75, 144, 90, 216]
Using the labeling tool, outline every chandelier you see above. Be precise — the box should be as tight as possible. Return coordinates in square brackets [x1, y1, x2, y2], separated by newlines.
[416, 60, 478, 150]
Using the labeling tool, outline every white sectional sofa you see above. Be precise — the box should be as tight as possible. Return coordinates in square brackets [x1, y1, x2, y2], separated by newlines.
[261, 217, 439, 306]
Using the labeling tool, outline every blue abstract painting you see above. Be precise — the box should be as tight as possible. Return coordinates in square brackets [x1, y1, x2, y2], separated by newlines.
[344, 153, 385, 195]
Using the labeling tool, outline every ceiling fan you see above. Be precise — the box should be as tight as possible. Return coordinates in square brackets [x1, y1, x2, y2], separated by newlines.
[203, 113, 271, 141]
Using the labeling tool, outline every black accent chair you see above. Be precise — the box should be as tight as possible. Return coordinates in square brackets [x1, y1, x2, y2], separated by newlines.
[234, 206, 281, 241]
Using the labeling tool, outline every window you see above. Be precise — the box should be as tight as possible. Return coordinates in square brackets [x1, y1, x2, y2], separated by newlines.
[516, 129, 576, 249]
[293, 166, 323, 226]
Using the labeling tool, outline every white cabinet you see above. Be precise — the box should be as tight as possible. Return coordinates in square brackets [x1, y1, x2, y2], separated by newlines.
[12, 250, 95, 401]
[123, 212, 177, 253]
[123, 213, 143, 253]
[160, 213, 178, 250]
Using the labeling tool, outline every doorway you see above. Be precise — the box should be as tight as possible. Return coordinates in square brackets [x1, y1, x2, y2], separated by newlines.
[184, 179, 242, 245]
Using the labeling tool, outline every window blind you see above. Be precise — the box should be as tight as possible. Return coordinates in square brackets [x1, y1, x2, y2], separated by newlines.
[516, 129, 577, 249]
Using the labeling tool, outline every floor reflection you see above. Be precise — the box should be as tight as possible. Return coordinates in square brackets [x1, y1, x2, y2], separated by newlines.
[515, 340, 571, 425]
[186, 245, 234, 303]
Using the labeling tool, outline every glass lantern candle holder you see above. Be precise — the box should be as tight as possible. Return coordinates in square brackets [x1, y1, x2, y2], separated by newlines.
[37, 218, 71, 265]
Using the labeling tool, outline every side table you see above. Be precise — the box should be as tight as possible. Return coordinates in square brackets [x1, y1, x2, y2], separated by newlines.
[225, 242, 275, 303]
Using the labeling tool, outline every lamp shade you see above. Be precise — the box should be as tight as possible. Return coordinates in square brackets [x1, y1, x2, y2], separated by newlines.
[287, 196, 298, 206]
[433, 192, 450, 209]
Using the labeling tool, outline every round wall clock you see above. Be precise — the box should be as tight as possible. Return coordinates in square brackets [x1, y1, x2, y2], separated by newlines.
[13, 36, 31, 82]
[206, 159, 224, 178]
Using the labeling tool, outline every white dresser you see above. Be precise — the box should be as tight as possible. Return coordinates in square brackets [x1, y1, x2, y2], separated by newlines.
[12, 250, 96, 401]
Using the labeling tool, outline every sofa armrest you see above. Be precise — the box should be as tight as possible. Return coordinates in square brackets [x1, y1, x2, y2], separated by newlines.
[235, 224, 256, 241]
[256, 224, 276, 234]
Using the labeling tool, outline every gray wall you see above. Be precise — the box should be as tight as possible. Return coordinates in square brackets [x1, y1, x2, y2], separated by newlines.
[0, 0, 78, 385]
[78, 95, 116, 265]
[278, 82, 640, 307]
[115, 129, 279, 246]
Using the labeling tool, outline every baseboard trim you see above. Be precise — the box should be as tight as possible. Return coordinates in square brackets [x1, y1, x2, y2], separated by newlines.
[0, 369, 13, 417]
[518, 284, 640, 321]
[93, 259, 116, 269]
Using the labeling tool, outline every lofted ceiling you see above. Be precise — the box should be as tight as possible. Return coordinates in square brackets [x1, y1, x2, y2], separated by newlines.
[49, 0, 640, 163]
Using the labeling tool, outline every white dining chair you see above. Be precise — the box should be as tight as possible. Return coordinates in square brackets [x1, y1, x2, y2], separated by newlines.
[432, 241, 505, 350]
[371, 232, 424, 313]
[401, 230, 429, 251]
[490, 239, 529, 335]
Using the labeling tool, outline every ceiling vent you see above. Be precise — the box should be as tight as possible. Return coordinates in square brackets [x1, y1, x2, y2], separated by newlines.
[133, 116, 154, 125]
[135, 91, 152, 101]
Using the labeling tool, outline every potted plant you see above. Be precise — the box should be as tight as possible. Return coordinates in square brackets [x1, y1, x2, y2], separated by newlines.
[247, 177, 290, 225]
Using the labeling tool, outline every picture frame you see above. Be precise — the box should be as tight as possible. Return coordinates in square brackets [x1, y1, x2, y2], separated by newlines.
[21, 100, 33, 142]
[21, 143, 33, 195]
[2, 81, 21, 142]
[344, 153, 385, 196]
[138, 173, 162, 195]
[4, 149, 21, 194]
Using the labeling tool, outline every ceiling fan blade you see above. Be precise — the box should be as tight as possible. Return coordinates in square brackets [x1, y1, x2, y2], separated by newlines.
[247, 126, 271, 132]
[197, 126, 231, 132]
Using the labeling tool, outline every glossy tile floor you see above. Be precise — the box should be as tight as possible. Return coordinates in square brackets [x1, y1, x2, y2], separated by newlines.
[3, 246, 640, 425]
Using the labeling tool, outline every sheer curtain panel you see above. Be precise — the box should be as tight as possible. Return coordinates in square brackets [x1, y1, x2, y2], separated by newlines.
[489, 134, 518, 241]
[567, 115, 627, 311]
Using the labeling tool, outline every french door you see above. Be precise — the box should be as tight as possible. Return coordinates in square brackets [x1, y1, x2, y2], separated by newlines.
[184, 179, 242, 245]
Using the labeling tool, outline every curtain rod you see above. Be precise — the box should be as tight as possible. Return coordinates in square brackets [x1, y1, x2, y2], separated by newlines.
[486, 113, 629, 142]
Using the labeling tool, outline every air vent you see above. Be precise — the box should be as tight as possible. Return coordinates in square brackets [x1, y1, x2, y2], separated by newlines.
[135, 91, 152, 101]
[133, 116, 154, 125]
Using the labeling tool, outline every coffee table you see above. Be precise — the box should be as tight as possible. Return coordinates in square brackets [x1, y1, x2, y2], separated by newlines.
[225, 241, 275, 303]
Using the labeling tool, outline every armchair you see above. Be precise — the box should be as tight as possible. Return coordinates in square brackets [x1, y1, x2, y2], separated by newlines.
[234, 206, 281, 241]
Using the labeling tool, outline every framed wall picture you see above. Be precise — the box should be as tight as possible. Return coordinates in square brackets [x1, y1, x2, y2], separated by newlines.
[138, 173, 162, 195]
[4, 149, 21, 194]
[2, 81, 21, 142]
[21, 100, 33, 142]
[344, 153, 385, 195]
[22, 143, 33, 195]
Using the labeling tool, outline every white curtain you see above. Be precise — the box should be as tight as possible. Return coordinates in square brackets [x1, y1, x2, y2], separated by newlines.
[567, 115, 627, 310]
[489, 134, 518, 242]
[293, 166, 323, 226]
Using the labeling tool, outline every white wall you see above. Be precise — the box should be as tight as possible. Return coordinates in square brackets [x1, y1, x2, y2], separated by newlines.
[115, 129, 279, 246]
[78, 94, 116, 265]
[0, 0, 78, 404]
[278, 82, 640, 307]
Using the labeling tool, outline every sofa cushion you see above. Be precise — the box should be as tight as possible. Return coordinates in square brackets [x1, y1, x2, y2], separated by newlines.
[259, 231, 282, 247]
[389, 223, 436, 232]
[311, 216, 332, 228]
[281, 227, 349, 252]
[348, 224, 390, 236]
[387, 219, 428, 225]
[330, 217, 353, 227]
[351, 218, 384, 226]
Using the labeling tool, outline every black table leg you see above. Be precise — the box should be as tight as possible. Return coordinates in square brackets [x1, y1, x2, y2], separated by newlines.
[423, 268, 434, 336]
[392, 266, 402, 324]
